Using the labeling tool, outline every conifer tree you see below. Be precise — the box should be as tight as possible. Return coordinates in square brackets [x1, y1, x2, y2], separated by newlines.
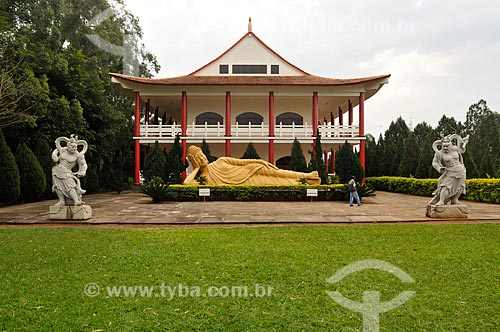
[398, 132, 419, 177]
[166, 134, 187, 184]
[15, 142, 46, 202]
[289, 138, 307, 172]
[241, 142, 261, 159]
[142, 141, 167, 183]
[415, 135, 435, 178]
[201, 139, 217, 162]
[308, 132, 327, 184]
[335, 141, 364, 183]
[0, 130, 20, 204]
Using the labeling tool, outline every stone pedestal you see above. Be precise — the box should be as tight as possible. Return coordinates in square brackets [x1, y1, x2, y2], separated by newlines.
[49, 205, 92, 220]
[426, 205, 468, 219]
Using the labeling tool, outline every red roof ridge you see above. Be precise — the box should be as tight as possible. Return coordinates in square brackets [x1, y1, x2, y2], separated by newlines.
[188, 32, 310, 76]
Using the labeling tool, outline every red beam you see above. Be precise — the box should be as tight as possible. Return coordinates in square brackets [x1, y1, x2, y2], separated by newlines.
[134, 92, 141, 185]
[225, 91, 231, 157]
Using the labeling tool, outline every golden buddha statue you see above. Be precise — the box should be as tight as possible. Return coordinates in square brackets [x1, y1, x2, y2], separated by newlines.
[183, 145, 321, 185]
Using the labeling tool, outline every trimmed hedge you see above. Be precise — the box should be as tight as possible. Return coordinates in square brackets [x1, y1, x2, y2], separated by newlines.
[366, 176, 500, 204]
[142, 184, 350, 202]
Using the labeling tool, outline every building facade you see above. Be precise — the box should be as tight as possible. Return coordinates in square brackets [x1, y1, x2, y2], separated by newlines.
[111, 21, 390, 184]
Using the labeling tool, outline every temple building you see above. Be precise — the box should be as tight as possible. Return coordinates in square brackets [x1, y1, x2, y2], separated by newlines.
[110, 19, 390, 184]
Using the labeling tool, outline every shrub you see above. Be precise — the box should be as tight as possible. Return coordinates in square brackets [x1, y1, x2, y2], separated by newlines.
[140, 176, 173, 203]
[366, 176, 500, 204]
[15, 143, 46, 202]
[148, 184, 349, 202]
[0, 130, 20, 205]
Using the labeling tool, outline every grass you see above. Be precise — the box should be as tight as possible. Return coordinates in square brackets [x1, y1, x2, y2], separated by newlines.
[1, 224, 499, 331]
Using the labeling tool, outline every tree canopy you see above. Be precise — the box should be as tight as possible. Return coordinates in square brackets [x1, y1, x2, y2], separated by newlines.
[0, 0, 159, 202]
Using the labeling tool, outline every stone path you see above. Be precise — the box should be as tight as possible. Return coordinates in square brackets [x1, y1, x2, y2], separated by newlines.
[1, 191, 499, 226]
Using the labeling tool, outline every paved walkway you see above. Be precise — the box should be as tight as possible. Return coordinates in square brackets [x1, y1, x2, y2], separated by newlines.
[1, 191, 499, 226]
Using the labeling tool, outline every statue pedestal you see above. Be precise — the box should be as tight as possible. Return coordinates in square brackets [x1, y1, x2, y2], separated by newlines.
[426, 205, 468, 219]
[49, 205, 92, 220]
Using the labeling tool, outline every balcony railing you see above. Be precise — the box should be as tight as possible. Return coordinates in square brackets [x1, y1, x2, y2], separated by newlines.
[140, 122, 359, 139]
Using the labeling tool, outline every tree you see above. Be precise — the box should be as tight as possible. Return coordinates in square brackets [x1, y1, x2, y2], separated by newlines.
[0, 58, 44, 129]
[413, 122, 435, 147]
[30, 136, 54, 198]
[166, 134, 187, 184]
[435, 115, 464, 138]
[463, 149, 480, 179]
[241, 142, 261, 159]
[289, 138, 307, 172]
[308, 132, 327, 184]
[415, 134, 435, 178]
[0, 129, 20, 204]
[398, 132, 419, 177]
[201, 139, 217, 162]
[364, 134, 378, 177]
[142, 141, 167, 183]
[383, 117, 410, 175]
[334, 141, 364, 184]
[15, 143, 46, 202]
[0, 0, 159, 197]
[479, 150, 495, 178]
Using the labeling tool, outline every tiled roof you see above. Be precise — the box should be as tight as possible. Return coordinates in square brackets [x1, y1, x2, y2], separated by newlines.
[110, 73, 391, 87]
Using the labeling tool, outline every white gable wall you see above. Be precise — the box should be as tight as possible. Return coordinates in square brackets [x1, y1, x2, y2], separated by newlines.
[193, 34, 305, 76]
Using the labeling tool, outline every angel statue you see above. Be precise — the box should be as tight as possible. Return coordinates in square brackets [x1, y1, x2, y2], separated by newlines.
[51, 134, 88, 206]
[428, 134, 469, 206]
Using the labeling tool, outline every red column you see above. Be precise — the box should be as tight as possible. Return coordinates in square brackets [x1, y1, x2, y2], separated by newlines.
[324, 150, 329, 173]
[181, 91, 187, 181]
[359, 92, 366, 182]
[145, 99, 150, 125]
[269, 91, 275, 164]
[338, 106, 343, 126]
[330, 148, 335, 174]
[312, 92, 318, 136]
[348, 100, 353, 126]
[225, 91, 231, 157]
[134, 92, 141, 185]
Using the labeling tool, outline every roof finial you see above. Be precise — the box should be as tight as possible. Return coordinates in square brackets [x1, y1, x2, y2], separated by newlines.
[248, 17, 252, 33]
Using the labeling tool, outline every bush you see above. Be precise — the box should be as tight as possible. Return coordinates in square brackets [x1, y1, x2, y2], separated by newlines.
[0, 130, 20, 205]
[15, 143, 47, 202]
[145, 184, 350, 202]
[140, 176, 173, 203]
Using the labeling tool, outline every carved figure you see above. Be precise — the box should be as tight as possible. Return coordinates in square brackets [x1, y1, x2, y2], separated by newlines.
[184, 145, 320, 185]
[51, 134, 88, 206]
[428, 134, 469, 206]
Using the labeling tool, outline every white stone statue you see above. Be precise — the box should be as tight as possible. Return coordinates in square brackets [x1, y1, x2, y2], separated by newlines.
[426, 134, 469, 218]
[428, 134, 469, 206]
[51, 134, 88, 206]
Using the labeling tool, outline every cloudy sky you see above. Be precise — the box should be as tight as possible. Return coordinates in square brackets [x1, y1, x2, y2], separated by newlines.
[121, 0, 500, 138]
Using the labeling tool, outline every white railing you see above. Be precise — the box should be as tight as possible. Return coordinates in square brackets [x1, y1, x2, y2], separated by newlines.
[140, 122, 359, 138]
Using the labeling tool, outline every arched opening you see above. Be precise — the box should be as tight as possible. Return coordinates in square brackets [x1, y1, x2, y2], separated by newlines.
[276, 112, 303, 125]
[236, 112, 263, 125]
[276, 156, 291, 170]
[196, 112, 223, 125]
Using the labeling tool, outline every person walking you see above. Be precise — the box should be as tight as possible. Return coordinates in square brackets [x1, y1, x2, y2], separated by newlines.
[348, 175, 362, 207]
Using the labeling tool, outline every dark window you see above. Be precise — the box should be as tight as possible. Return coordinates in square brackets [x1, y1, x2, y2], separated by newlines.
[276, 112, 303, 125]
[232, 64, 267, 74]
[196, 112, 224, 125]
[219, 64, 229, 74]
[236, 112, 263, 125]
[271, 65, 279, 74]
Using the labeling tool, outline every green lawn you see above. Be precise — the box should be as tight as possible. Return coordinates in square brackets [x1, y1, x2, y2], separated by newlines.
[1, 224, 499, 331]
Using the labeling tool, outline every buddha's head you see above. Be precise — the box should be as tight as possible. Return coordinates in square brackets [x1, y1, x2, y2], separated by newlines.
[187, 145, 208, 168]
